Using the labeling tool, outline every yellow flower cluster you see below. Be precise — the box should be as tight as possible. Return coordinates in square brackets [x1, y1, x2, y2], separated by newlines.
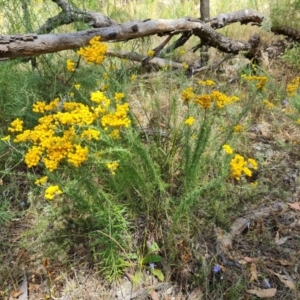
[181, 87, 194, 103]
[77, 36, 108, 64]
[114, 92, 125, 102]
[286, 77, 300, 97]
[211, 91, 239, 109]
[181, 86, 239, 109]
[7, 89, 130, 172]
[222, 144, 233, 154]
[230, 155, 258, 181]
[101, 103, 131, 130]
[32, 98, 60, 113]
[194, 94, 211, 109]
[263, 99, 274, 108]
[223, 144, 258, 181]
[35, 176, 48, 185]
[66, 59, 76, 72]
[184, 116, 195, 126]
[198, 79, 215, 86]
[44, 185, 62, 200]
[147, 50, 155, 57]
[8, 118, 23, 132]
[242, 75, 268, 91]
[106, 161, 119, 175]
[233, 125, 244, 133]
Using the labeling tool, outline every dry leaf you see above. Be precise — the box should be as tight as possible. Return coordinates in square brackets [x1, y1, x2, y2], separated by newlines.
[272, 272, 295, 290]
[275, 231, 279, 244]
[10, 290, 23, 298]
[288, 202, 300, 211]
[276, 236, 289, 245]
[276, 259, 292, 266]
[151, 290, 159, 300]
[247, 288, 277, 298]
[0, 179, 3, 185]
[243, 256, 255, 263]
[250, 263, 258, 282]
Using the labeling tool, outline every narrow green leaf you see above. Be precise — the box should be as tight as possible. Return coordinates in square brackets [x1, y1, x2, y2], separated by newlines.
[151, 269, 164, 281]
[142, 254, 162, 264]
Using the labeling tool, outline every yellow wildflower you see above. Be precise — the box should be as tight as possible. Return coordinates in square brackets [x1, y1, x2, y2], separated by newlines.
[66, 59, 76, 72]
[106, 161, 119, 175]
[198, 79, 215, 86]
[184, 116, 195, 126]
[247, 158, 258, 170]
[114, 92, 125, 102]
[81, 128, 100, 141]
[286, 77, 300, 97]
[263, 99, 274, 108]
[77, 36, 108, 64]
[131, 74, 136, 82]
[35, 176, 48, 185]
[67, 145, 88, 167]
[90, 91, 110, 106]
[109, 129, 120, 139]
[233, 125, 243, 133]
[181, 87, 194, 103]
[25, 146, 43, 168]
[44, 185, 62, 200]
[242, 75, 268, 91]
[1, 135, 10, 141]
[147, 50, 155, 57]
[74, 84, 81, 90]
[182, 62, 189, 69]
[222, 144, 233, 154]
[8, 118, 23, 132]
[230, 154, 258, 181]
[194, 94, 211, 109]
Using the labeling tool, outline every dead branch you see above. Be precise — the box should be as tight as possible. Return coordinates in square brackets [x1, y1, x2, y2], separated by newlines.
[210, 9, 264, 29]
[0, 16, 259, 60]
[107, 49, 183, 70]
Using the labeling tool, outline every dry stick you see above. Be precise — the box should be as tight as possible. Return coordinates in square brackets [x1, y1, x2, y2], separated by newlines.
[142, 34, 174, 65]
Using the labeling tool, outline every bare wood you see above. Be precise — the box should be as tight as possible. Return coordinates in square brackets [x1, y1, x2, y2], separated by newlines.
[0, 18, 256, 59]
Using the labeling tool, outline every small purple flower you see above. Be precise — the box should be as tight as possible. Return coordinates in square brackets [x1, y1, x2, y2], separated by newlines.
[282, 99, 288, 106]
[213, 265, 221, 273]
[149, 263, 156, 270]
[20, 201, 26, 207]
[252, 127, 259, 133]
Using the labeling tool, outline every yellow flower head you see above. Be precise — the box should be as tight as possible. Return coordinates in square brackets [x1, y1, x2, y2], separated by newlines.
[198, 79, 215, 87]
[35, 176, 48, 185]
[106, 161, 119, 175]
[66, 59, 76, 72]
[222, 144, 233, 154]
[77, 36, 108, 64]
[74, 84, 81, 90]
[8, 118, 23, 133]
[233, 125, 244, 133]
[194, 94, 211, 109]
[44, 185, 62, 200]
[181, 87, 194, 103]
[131, 74, 136, 82]
[1, 135, 10, 141]
[184, 116, 195, 126]
[147, 50, 155, 57]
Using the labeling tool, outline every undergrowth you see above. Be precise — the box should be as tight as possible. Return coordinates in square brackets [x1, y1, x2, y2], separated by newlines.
[0, 1, 300, 299]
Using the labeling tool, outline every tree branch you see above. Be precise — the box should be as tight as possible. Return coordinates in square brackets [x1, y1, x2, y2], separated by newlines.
[0, 17, 258, 59]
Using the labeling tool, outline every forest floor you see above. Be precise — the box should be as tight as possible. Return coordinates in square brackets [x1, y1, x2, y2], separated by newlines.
[1, 56, 300, 300]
